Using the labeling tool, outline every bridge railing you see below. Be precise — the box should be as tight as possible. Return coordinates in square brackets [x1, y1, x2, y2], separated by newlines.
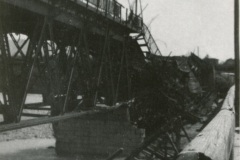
[41, 0, 143, 31]
[72, 0, 143, 30]
[78, 0, 123, 20]
[177, 86, 235, 160]
[142, 23, 162, 56]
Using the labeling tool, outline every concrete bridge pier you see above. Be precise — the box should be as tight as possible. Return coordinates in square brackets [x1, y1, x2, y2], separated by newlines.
[53, 105, 145, 157]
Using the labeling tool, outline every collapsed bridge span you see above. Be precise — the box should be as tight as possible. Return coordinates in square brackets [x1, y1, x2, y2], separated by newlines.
[0, 0, 219, 159]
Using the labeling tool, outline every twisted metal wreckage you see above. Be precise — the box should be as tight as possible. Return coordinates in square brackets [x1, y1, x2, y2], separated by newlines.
[0, 0, 220, 159]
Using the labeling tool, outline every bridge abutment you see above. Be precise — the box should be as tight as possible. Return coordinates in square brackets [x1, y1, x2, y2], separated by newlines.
[53, 105, 145, 157]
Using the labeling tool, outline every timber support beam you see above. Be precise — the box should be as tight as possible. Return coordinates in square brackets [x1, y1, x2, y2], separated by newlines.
[176, 86, 235, 160]
[0, 104, 123, 133]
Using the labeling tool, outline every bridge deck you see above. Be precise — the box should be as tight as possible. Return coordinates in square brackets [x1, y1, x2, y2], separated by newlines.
[0, 0, 142, 41]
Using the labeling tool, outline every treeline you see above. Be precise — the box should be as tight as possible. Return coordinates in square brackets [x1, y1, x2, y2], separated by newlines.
[215, 59, 235, 73]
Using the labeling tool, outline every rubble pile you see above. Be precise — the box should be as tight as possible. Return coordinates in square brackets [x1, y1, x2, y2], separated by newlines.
[129, 53, 215, 135]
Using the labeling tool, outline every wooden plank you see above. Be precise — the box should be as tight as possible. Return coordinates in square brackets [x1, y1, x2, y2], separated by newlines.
[22, 113, 48, 117]
[24, 107, 51, 111]
[176, 86, 235, 160]
[24, 103, 46, 108]
[0, 104, 122, 132]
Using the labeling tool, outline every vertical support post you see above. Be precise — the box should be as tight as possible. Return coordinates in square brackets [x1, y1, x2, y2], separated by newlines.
[42, 41, 49, 65]
[41, 40, 52, 105]
[235, 0, 240, 127]
[48, 20, 58, 56]
[113, 0, 116, 20]
[20, 22, 40, 96]
[62, 47, 76, 114]
[107, 42, 115, 105]
[86, 0, 89, 8]
[2, 93, 8, 105]
[114, 41, 125, 103]
[96, 0, 100, 12]
[62, 32, 81, 114]
[0, 21, 19, 122]
[125, 40, 131, 100]
[126, 9, 128, 25]
[105, 0, 109, 16]
[17, 17, 48, 122]
[0, 29, 9, 106]
[139, 0, 143, 23]
[120, 5, 122, 23]
[94, 27, 109, 106]
[82, 29, 92, 73]
[135, 0, 138, 15]
[212, 65, 216, 89]
[24, 22, 40, 63]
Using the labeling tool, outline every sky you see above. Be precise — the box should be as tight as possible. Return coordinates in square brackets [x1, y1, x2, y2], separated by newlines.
[121, 0, 235, 62]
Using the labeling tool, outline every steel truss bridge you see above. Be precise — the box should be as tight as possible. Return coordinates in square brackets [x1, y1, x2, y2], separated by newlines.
[0, 0, 163, 124]
[0, 1, 196, 160]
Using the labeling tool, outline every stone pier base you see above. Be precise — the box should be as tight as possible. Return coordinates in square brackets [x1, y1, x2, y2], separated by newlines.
[54, 106, 145, 157]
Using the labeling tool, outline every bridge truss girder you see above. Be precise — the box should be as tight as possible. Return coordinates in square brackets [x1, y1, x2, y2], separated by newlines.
[0, 8, 134, 124]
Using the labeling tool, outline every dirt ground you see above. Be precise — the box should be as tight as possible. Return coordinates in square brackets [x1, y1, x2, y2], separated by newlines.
[0, 124, 125, 160]
[0, 138, 125, 160]
[0, 124, 53, 142]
